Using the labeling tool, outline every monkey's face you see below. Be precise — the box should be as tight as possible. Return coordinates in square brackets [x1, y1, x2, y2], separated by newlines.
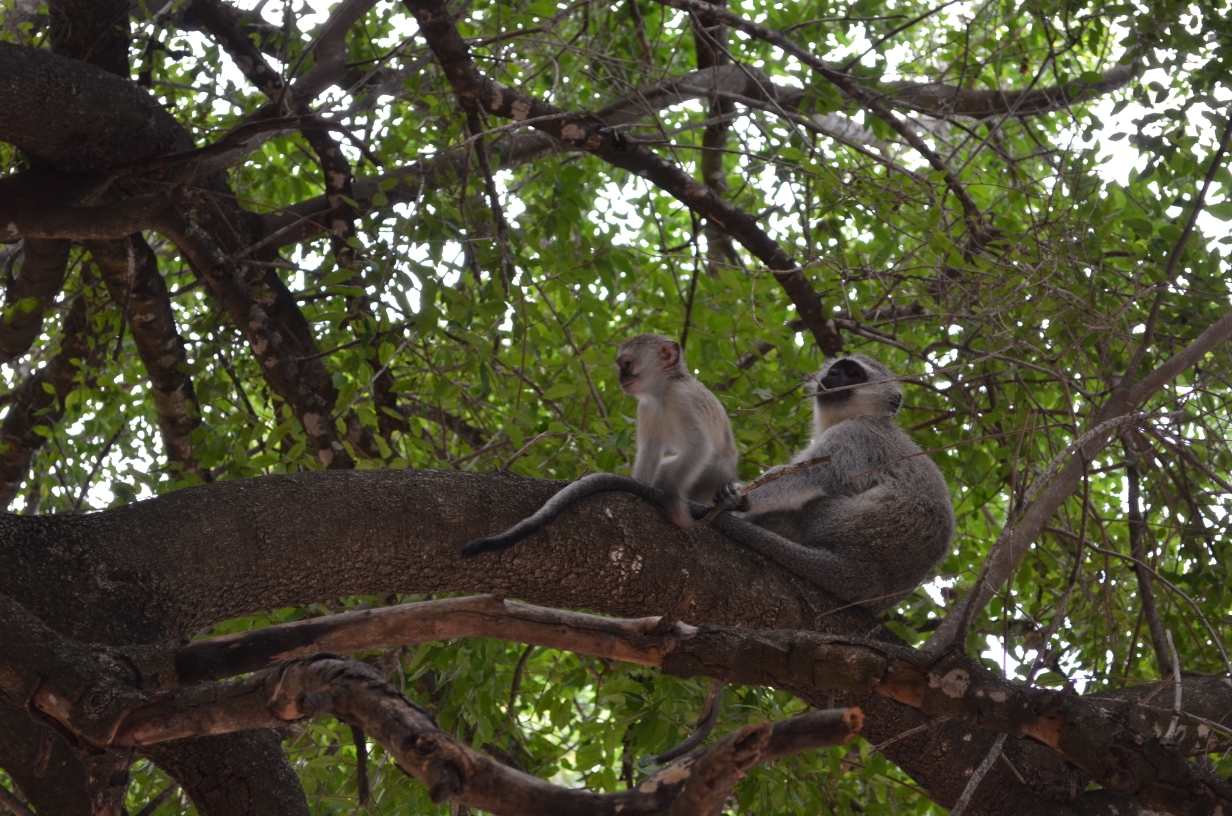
[616, 350, 646, 396]
[811, 355, 903, 432]
[814, 358, 867, 405]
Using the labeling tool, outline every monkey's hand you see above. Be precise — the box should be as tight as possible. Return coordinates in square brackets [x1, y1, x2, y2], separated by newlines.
[713, 482, 749, 512]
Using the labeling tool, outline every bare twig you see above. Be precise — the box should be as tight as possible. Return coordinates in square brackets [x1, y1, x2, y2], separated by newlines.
[653, 678, 724, 763]
[949, 732, 1006, 816]
[500, 431, 567, 471]
[1124, 102, 1232, 380]
[648, 0, 982, 225]
[702, 455, 831, 521]
[1161, 630, 1182, 746]
[132, 784, 180, 816]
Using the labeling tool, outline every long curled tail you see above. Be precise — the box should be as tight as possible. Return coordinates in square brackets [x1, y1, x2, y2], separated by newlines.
[461, 473, 672, 559]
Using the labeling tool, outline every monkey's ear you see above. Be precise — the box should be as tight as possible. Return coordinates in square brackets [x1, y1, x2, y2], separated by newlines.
[657, 340, 681, 368]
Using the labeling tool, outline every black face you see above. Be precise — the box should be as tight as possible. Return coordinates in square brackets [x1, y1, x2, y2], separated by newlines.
[816, 358, 866, 404]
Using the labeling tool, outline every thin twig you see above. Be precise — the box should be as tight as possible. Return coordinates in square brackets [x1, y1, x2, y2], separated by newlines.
[500, 431, 567, 471]
[869, 718, 947, 754]
[1086, 545, 1232, 675]
[949, 732, 1007, 816]
[132, 783, 180, 816]
[652, 678, 724, 763]
[1124, 102, 1232, 380]
[1161, 630, 1182, 745]
[703, 455, 831, 521]
[507, 644, 535, 720]
[1123, 436, 1171, 678]
[0, 785, 33, 816]
[932, 412, 1170, 657]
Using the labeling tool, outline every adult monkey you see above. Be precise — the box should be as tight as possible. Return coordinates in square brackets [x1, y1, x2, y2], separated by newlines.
[461, 333, 738, 557]
[713, 354, 954, 610]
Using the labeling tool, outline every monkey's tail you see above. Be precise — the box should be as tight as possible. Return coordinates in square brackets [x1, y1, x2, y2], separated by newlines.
[461, 473, 666, 558]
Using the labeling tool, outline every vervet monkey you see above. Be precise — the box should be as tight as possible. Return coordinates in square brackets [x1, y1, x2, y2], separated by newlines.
[713, 354, 954, 610]
[461, 334, 737, 558]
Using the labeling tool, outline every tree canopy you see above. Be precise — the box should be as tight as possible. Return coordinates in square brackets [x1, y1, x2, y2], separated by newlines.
[0, 0, 1230, 813]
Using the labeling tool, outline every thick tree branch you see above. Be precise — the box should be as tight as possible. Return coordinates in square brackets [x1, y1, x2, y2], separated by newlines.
[648, 0, 982, 226]
[86, 236, 208, 482]
[179, 0, 286, 60]
[0, 467, 1156, 815]
[157, 210, 354, 469]
[880, 64, 1136, 118]
[259, 66, 801, 246]
[188, 0, 286, 98]
[0, 239, 70, 363]
[402, 0, 842, 353]
[158, 591, 1232, 816]
[691, 2, 741, 276]
[0, 187, 167, 241]
[0, 592, 861, 816]
[0, 292, 100, 507]
[291, 0, 381, 102]
[191, 2, 392, 459]
[0, 43, 194, 173]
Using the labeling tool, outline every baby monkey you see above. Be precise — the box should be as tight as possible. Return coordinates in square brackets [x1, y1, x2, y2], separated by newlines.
[462, 334, 737, 557]
[618, 333, 738, 526]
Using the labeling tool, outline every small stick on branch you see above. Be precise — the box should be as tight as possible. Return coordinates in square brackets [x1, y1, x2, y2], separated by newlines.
[949, 732, 1007, 816]
[132, 784, 179, 816]
[703, 455, 830, 521]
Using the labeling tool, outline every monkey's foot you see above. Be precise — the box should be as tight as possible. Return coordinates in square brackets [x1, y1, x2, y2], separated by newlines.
[666, 500, 693, 529]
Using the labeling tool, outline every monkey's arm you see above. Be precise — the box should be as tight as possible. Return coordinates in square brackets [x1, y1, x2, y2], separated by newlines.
[654, 428, 714, 498]
[631, 431, 665, 485]
[461, 474, 678, 558]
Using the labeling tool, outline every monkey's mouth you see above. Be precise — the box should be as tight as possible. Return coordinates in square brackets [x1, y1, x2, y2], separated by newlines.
[815, 388, 853, 404]
[619, 374, 640, 393]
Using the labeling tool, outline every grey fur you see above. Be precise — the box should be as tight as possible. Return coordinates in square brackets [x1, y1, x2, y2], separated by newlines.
[714, 354, 954, 611]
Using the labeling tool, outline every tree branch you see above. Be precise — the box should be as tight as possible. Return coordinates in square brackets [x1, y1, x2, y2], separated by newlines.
[145, 593, 1232, 816]
[648, 0, 982, 227]
[401, 0, 842, 353]
[0, 239, 70, 363]
[0, 592, 862, 816]
[927, 305, 1232, 654]
[291, 0, 381, 102]
[156, 209, 354, 469]
[0, 292, 101, 507]
[880, 64, 1136, 118]
[86, 236, 208, 482]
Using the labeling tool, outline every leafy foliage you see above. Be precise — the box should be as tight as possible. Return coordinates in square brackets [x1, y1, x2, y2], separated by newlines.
[1, 0, 1230, 812]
